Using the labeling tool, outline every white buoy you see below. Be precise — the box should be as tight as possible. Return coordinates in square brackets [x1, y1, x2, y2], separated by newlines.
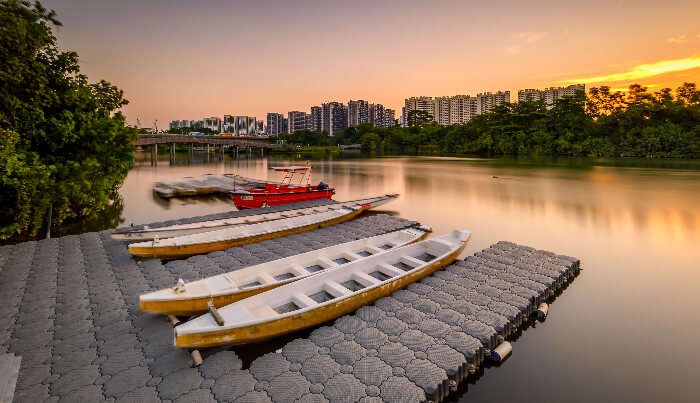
[537, 303, 549, 320]
[491, 341, 512, 362]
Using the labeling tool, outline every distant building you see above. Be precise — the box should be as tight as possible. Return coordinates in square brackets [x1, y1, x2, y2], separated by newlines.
[268, 113, 282, 135]
[257, 120, 263, 134]
[222, 115, 235, 132]
[404, 96, 436, 122]
[305, 114, 313, 131]
[517, 89, 543, 102]
[476, 91, 510, 114]
[448, 95, 478, 124]
[321, 102, 347, 136]
[384, 109, 396, 127]
[280, 117, 288, 134]
[434, 96, 451, 126]
[403, 90, 509, 126]
[203, 117, 221, 132]
[347, 100, 369, 127]
[369, 103, 384, 127]
[517, 84, 584, 109]
[310, 106, 322, 131]
[287, 111, 308, 133]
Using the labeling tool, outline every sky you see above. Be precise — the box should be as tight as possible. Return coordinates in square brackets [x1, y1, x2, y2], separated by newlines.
[41, 0, 700, 127]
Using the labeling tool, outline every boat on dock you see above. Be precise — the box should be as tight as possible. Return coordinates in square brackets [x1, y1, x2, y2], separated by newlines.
[232, 163, 334, 209]
[128, 197, 397, 258]
[174, 229, 471, 348]
[112, 194, 399, 241]
[139, 226, 430, 315]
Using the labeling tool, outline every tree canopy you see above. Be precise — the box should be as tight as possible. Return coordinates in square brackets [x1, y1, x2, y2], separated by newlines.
[0, 0, 137, 239]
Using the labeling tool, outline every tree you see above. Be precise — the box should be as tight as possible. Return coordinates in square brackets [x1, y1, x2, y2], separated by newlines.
[407, 110, 434, 128]
[0, 0, 137, 239]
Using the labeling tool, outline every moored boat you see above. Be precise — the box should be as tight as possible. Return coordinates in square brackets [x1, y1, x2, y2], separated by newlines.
[128, 204, 378, 258]
[112, 194, 399, 241]
[139, 226, 430, 315]
[174, 229, 471, 348]
[232, 163, 334, 209]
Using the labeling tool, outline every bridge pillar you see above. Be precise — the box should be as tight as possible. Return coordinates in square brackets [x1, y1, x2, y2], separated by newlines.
[170, 143, 175, 165]
[151, 144, 158, 166]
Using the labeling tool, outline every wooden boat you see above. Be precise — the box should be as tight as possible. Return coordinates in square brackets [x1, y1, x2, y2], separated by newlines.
[129, 204, 376, 259]
[174, 230, 471, 348]
[232, 163, 334, 209]
[112, 194, 399, 241]
[139, 226, 430, 315]
[153, 182, 176, 198]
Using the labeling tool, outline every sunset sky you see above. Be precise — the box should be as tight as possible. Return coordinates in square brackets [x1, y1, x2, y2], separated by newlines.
[41, 0, 700, 127]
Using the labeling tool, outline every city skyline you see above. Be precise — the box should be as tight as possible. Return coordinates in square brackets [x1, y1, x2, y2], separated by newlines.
[40, 0, 700, 127]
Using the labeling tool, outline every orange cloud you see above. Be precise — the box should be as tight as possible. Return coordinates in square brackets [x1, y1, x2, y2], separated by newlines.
[564, 56, 700, 83]
[667, 34, 687, 44]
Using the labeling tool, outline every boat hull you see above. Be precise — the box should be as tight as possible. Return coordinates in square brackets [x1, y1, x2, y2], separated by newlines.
[174, 243, 465, 348]
[128, 207, 365, 259]
[233, 189, 335, 209]
[139, 230, 429, 315]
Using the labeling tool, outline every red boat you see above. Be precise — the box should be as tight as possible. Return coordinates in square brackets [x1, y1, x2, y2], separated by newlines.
[231, 163, 335, 209]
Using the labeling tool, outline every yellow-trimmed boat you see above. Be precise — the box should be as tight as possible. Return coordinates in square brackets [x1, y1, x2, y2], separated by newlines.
[174, 229, 471, 348]
[112, 194, 399, 241]
[139, 226, 430, 315]
[128, 206, 366, 259]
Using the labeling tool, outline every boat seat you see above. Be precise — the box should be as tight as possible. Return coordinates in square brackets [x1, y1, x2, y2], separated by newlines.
[318, 257, 340, 269]
[325, 280, 352, 297]
[344, 252, 363, 261]
[258, 273, 275, 285]
[353, 272, 380, 286]
[378, 263, 403, 278]
[292, 293, 317, 308]
[402, 256, 426, 266]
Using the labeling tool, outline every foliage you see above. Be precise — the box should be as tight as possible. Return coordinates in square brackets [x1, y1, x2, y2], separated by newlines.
[0, 0, 137, 239]
[330, 85, 699, 158]
[407, 110, 434, 128]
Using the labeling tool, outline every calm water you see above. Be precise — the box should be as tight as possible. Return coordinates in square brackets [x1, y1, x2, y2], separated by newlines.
[121, 151, 700, 402]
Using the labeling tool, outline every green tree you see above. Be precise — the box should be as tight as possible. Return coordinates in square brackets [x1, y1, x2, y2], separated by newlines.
[407, 110, 434, 128]
[0, 0, 137, 239]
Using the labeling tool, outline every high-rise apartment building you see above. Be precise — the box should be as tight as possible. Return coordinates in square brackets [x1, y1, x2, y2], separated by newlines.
[321, 102, 347, 136]
[517, 84, 585, 109]
[287, 111, 308, 133]
[384, 109, 396, 127]
[369, 103, 384, 127]
[434, 97, 451, 126]
[404, 97, 436, 121]
[448, 95, 478, 125]
[347, 100, 370, 127]
[476, 91, 510, 115]
[517, 89, 543, 102]
[203, 117, 221, 132]
[310, 106, 322, 131]
[266, 113, 284, 136]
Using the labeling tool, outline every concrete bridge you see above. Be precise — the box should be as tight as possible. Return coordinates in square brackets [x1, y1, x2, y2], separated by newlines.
[135, 134, 280, 148]
[135, 134, 281, 165]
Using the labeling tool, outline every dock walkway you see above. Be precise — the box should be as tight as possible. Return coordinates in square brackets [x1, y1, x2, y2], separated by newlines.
[0, 209, 579, 403]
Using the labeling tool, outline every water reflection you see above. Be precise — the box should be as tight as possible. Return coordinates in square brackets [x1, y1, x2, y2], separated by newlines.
[120, 151, 699, 402]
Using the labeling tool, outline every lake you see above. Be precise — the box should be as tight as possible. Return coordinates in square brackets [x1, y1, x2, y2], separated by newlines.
[120, 151, 699, 402]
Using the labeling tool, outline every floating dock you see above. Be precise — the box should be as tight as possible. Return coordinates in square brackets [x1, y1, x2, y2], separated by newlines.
[0, 209, 579, 402]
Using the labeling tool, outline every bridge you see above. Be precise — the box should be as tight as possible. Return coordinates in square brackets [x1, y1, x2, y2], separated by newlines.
[134, 134, 281, 165]
[135, 134, 280, 149]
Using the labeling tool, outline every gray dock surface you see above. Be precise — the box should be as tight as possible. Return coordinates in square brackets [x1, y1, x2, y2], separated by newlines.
[0, 210, 579, 403]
